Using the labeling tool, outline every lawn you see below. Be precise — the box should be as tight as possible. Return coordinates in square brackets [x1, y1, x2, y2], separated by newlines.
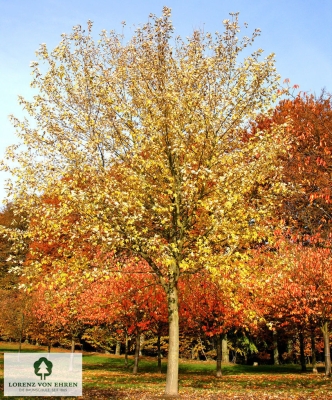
[0, 342, 331, 399]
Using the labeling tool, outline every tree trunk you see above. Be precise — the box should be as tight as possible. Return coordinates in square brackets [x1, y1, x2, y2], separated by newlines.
[231, 350, 236, 364]
[311, 332, 317, 373]
[139, 334, 145, 356]
[69, 337, 75, 371]
[299, 331, 307, 372]
[191, 344, 196, 360]
[157, 334, 162, 373]
[71, 338, 75, 353]
[165, 283, 179, 396]
[287, 339, 293, 361]
[273, 330, 279, 365]
[222, 335, 229, 363]
[216, 334, 222, 377]
[133, 330, 140, 374]
[48, 341, 51, 353]
[321, 321, 331, 377]
[125, 334, 129, 367]
[115, 340, 121, 355]
[18, 312, 24, 353]
[18, 336, 22, 353]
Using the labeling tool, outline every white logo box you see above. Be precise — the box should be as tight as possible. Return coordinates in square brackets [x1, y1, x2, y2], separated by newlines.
[4, 353, 82, 397]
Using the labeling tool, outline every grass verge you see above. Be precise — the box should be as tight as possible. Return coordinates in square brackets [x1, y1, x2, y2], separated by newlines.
[0, 342, 331, 399]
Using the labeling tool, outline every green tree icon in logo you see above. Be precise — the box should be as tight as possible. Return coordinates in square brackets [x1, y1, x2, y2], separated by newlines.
[34, 357, 53, 380]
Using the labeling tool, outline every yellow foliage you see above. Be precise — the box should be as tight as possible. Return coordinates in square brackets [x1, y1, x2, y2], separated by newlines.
[3, 9, 289, 288]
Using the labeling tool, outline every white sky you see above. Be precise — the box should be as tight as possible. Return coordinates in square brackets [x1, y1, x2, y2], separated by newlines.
[1, 0, 332, 202]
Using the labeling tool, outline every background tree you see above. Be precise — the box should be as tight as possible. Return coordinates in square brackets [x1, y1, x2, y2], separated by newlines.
[79, 260, 167, 374]
[0, 203, 28, 289]
[179, 267, 252, 376]
[0, 287, 32, 350]
[252, 238, 332, 375]
[252, 91, 332, 241]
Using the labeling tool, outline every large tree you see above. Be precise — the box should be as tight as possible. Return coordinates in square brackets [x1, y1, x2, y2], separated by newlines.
[3, 8, 286, 395]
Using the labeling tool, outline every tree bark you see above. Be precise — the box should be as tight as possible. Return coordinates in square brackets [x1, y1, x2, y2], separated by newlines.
[69, 337, 75, 371]
[287, 339, 293, 362]
[222, 335, 229, 363]
[133, 330, 140, 374]
[139, 334, 145, 356]
[216, 334, 222, 377]
[321, 321, 331, 377]
[157, 334, 162, 373]
[165, 283, 179, 396]
[125, 334, 129, 367]
[299, 331, 307, 372]
[18, 312, 24, 353]
[273, 330, 279, 365]
[71, 338, 75, 353]
[191, 343, 196, 360]
[311, 332, 317, 373]
[115, 340, 121, 355]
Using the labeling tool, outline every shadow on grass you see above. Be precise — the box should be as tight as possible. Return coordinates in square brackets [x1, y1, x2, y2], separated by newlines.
[81, 353, 323, 377]
[178, 362, 308, 375]
[83, 355, 168, 374]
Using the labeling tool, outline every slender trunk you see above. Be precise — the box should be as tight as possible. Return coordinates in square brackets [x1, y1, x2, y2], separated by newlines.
[321, 321, 331, 377]
[139, 334, 145, 356]
[18, 313, 24, 353]
[133, 330, 140, 374]
[48, 341, 51, 353]
[198, 335, 207, 361]
[273, 330, 279, 365]
[299, 332, 307, 372]
[115, 340, 121, 356]
[191, 343, 196, 360]
[69, 337, 75, 371]
[222, 335, 229, 363]
[157, 334, 162, 373]
[311, 332, 317, 373]
[216, 334, 222, 377]
[125, 334, 129, 367]
[71, 338, 75, 353]
[165, 283, 179, 396]
[287, 339, 294, 363]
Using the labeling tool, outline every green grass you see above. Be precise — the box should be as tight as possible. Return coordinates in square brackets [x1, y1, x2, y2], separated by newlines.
[0, 342, 331, 399]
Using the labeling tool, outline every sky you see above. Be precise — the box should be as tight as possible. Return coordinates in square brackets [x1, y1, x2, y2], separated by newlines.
[0, 0, 332, 203]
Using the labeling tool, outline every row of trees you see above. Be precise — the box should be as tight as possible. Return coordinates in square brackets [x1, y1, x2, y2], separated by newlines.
[1, 8, 332, 395]
[1, 208, 331, 373]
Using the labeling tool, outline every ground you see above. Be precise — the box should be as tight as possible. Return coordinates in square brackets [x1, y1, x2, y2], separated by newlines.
[0, 342, 331, 399]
